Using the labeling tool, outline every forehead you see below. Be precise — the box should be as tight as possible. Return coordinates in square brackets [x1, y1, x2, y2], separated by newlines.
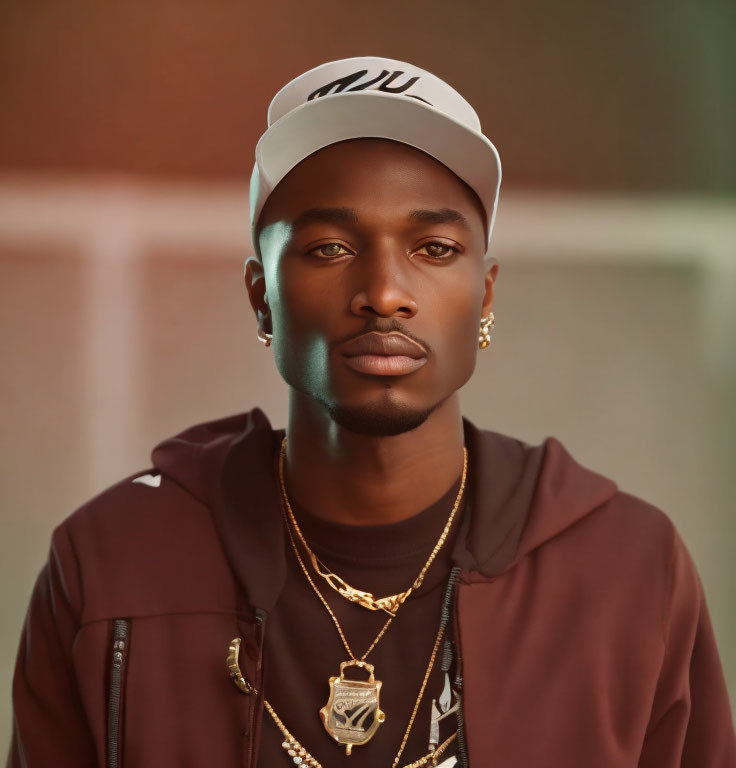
[256, 138, 487, 235]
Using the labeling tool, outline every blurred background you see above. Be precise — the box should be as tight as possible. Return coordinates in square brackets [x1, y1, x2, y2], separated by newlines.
[1, 0, 734, 752]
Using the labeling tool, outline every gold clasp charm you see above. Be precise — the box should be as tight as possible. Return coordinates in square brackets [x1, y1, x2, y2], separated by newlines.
[320, 660, 386, 755]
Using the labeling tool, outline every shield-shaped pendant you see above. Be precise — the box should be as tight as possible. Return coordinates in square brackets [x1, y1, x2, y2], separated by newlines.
[320, 660, 386, 755]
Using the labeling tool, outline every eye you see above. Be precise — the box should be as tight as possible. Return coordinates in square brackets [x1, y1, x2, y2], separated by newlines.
[414, 241, 460, 260]
[308, 242, 353, 260]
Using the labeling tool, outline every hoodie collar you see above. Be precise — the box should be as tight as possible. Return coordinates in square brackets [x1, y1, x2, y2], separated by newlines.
[152, 409, 288, 612]
[152, 409, 618, 612]
[452, 420, 545, 575]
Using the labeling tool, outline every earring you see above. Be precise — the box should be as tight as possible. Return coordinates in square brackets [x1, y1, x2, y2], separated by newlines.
[257, 329, 273, 348]
[479, 312, 495, 350]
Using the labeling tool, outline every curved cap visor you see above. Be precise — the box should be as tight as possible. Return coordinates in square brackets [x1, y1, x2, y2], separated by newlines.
[252, 90, 501, 249]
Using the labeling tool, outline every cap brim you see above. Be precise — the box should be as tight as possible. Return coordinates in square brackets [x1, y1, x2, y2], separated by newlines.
[255, 90, 501, 247]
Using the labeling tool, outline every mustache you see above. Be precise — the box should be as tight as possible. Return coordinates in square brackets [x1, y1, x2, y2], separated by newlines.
[331, 318, 433, 355]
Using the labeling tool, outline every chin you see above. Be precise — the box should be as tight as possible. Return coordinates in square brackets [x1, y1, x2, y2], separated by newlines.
[326, 397, 440, 437]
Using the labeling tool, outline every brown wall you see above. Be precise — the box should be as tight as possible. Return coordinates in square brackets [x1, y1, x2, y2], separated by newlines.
[1, 0, 735, 190]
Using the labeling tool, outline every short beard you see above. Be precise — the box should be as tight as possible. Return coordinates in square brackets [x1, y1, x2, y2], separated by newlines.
[327, 400, 438, 437]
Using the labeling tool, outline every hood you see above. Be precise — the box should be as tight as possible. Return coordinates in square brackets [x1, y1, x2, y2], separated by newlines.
[151, 408, 618, 611]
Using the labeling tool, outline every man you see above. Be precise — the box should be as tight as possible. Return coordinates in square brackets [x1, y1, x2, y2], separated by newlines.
[9, 57, 735, 767]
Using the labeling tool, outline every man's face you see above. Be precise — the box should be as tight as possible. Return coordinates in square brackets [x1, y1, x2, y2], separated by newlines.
[247, 138, 496, 436]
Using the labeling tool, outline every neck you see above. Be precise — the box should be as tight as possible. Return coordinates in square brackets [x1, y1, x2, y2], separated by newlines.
[283, 391, 465, 525]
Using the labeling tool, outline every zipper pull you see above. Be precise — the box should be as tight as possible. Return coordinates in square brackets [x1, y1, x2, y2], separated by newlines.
[113, 639, 126, 668]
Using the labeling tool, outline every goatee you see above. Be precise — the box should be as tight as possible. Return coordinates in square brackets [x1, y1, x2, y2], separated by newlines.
[327, 401, 438, 437]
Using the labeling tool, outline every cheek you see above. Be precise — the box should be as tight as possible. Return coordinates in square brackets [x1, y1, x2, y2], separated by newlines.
[431, 274, 484, 339]
[450, 311, 481, 365]
[271, 267, 338, 342]
[431, 283, 484, 383]
[268, 266, 338, 389]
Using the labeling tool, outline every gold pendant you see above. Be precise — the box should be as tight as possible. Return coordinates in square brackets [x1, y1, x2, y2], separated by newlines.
[320, 660, 386, 755]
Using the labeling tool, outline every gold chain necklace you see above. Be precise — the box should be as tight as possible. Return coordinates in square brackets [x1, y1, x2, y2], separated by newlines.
[282, 492, 392, 755]
[277, 438, 467, 757]
[279, 437, 468, 617]
[228, 615, 456, 768]
[284, 508, 394, 663]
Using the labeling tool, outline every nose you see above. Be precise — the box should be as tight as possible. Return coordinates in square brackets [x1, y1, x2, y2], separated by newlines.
[349, 246, 418, 319]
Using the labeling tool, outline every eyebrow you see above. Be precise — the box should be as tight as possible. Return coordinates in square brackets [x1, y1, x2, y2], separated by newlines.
[292, 207, 359, 230]
[408, 208, 471, 229]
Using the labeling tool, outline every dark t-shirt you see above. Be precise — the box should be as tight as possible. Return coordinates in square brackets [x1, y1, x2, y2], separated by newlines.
[258, 476, 464, 767]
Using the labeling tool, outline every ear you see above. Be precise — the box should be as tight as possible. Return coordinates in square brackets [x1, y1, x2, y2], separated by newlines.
[481, 259, 499, 317]
[244, 256, 272, 335]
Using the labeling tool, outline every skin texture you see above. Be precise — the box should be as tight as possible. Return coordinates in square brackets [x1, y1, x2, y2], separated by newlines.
[245, 138, 497, 525]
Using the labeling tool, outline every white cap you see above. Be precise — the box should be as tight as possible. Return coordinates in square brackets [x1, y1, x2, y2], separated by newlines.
[250, 56, 502, 258]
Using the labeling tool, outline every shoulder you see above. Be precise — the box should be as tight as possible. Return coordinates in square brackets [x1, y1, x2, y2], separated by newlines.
[535, 433, 682, 568]
[51, 469, 238, 624]
[540, 467, 695, 639]
[501, 431, 694, 625]
[596, 488, 680, 558]
[60, 468, 213, 563]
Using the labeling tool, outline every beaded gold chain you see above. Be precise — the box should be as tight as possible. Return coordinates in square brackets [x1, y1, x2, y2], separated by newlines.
[228, 616, 456, 768]
[267, 692, 458, 768]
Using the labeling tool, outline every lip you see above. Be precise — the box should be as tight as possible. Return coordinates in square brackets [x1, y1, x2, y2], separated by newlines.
[339, 332, 428, 377]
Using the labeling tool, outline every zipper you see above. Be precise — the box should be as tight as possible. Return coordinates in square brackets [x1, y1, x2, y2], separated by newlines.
[450, 574, 469, 768]
[441, 567, 470, 768]
[246, 609, 267, 768]
[107, 619, 129, 768]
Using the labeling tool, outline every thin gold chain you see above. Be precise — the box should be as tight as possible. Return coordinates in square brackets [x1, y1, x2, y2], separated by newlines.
[390, 616, 446, 768]
[278, 437, 465, 659]
[283, 507, 393, 660]
[282, 515, 450, 765]
[279, 436, 467, 614]
[401, 732, 457, 768]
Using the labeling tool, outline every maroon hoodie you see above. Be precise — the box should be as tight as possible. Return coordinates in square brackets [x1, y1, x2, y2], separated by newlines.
[9, 409, 736, 766]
